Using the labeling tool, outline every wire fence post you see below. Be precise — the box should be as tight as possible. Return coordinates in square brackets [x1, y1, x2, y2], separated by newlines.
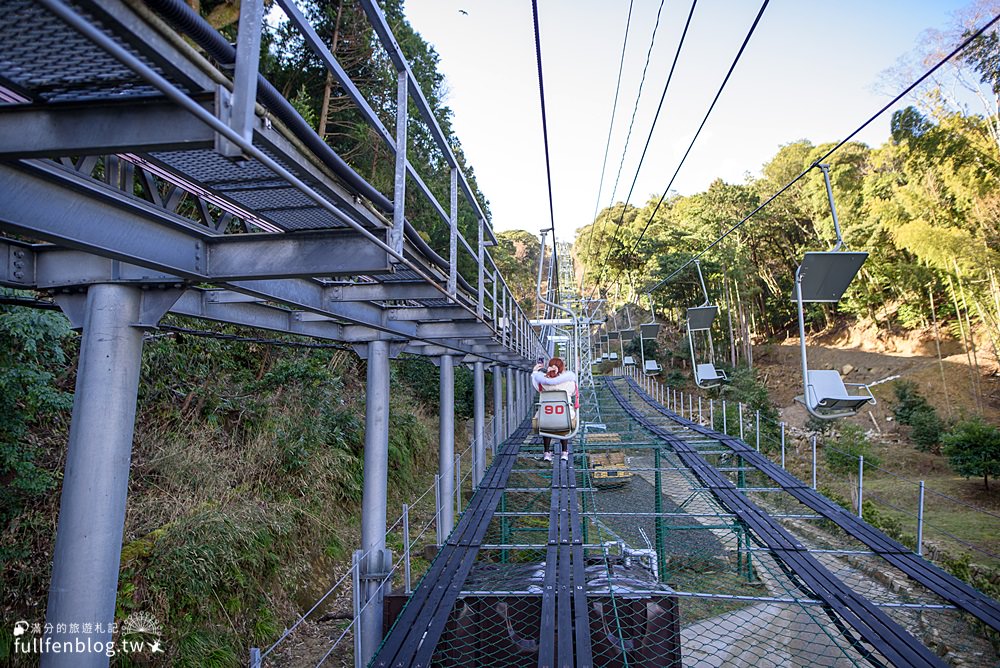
[857, 455, 864, 517]
[738, 402, 745, 441]
[402, 503, 412, 594]
[811, 435, 818, 490]
[698, 396, 703, 423]
[351, 550, 362, 668]
[780, 422, 786, 469]
[688, 393, 693, 420]
[710, 399, 714, 430]
[917, 480, 925, 556]
[755, 409, 760, 452]
[455, 453, 462, 512]
[722, 400, 728, 434]
[434, 473, 442, 547]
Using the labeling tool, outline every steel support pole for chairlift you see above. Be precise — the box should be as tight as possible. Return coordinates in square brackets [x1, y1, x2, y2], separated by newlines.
[493, 365, 504, 449]
[506, 366, 515, 433]
[858, 455, 865, 518]
[473, 361, 486, 488]
[812, 435, 818, 490]
[358, 339, 390, 668]
[439, 355, 455, 537]
[44, 284, 145, 668]
[780, 422, 786, 468]
[917, 481, 926, 556]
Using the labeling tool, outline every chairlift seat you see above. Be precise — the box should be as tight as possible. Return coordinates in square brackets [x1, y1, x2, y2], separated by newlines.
[643, 360, 661, 375]
[695, 363, 727, 388]
[687, 306, 719, 332]
[796, 252, 868, 302]
[640, 323, 660, 340]
[623, 356, 636, 366]
[609, 352, 619, 361]
[601, 353, 609, 360]
[798, 369, 875, 418]
[536, 390, 577, 437]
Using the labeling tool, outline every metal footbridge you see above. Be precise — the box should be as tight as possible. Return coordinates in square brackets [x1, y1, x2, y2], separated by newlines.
[2, 2, 1000, 667]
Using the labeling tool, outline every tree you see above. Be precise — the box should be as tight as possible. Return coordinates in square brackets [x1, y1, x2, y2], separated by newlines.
[825, 424, 880, 477]
[493, 230, 541, 313]
[942, 417, 1000, 489]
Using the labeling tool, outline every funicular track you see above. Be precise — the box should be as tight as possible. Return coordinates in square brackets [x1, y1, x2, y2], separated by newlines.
[617, 376, 1000, 634]
[375, 373, 1000, 667]
[605, 379, 944, 668]
[374, 419, 596, 668]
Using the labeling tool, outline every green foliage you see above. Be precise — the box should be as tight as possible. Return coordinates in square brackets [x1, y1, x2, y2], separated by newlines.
[909, 408, 944, 453]
[824, 424, 880, 477]
[0, 296, 74, 522]
[718, 367, 781, 452]
[942, 417, 1000, 489]
[892, 380, 931, 424]
[393, 356, 474, 419]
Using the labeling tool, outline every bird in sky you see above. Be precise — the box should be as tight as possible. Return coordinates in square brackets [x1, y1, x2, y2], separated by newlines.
[459, 9, 468, 15]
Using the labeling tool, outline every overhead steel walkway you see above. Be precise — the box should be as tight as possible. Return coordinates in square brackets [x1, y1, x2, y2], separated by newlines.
[0, 2, 545, 667]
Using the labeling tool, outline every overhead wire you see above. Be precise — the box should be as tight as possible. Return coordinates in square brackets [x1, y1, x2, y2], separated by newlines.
[580, 0, 636, 289]
[530, 0, 561, 303]
[618, 0, 770, 273]
[591, 0, 699, 292]
[645, 10, 1000, 295]
[590, 0, 670, 266]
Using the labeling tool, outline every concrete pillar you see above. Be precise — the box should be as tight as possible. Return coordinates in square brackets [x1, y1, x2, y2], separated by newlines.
[44, 284, 145, 668]
[473, 361, 486, 488]
[358, 339, 390, 668]
[438, 355, 455, 536]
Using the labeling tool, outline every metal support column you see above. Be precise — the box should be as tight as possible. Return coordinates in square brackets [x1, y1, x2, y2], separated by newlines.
[390, 69, 407, 253]
[439, 355, 455, 536]
[358, 339, 390, 668]
[506, 366, 515, 434]
[493, 365, 504, 448]
[219, 0, 263, 157]
[473, 361, 486, 488]
[44, 284, 145, 668]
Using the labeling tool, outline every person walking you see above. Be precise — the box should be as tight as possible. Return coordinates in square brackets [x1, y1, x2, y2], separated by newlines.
[531, 357, 578, 461]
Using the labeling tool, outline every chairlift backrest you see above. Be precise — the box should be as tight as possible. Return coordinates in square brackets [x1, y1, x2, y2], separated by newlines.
[640, 323, 659, 340]
[537, 390, 573, 432]
[621, 330, 635, 342]
[796, 252, 868, 302]
[686, 305, 718, 332]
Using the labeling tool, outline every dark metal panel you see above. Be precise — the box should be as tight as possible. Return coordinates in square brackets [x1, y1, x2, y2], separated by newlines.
[329, 282, 444, 302]
[0, 98, 214, 158]
[208, 229, 391, 279]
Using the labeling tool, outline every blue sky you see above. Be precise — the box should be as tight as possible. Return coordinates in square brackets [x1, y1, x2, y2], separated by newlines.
[403, 0, 978, 243]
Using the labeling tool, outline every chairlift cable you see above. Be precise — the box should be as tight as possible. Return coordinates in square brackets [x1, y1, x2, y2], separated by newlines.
[581, 0, 636, 289]
[530, 0, 564, 304]
[588, 0, 672, 281]
[600, 0, 770, 294]
[591, 0, 700, 293]
[645, 10, 1000, 295]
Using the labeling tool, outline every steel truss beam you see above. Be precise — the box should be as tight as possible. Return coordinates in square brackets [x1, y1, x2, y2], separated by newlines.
[0, 98, 215, 158]
[1, 240, 530, 362]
